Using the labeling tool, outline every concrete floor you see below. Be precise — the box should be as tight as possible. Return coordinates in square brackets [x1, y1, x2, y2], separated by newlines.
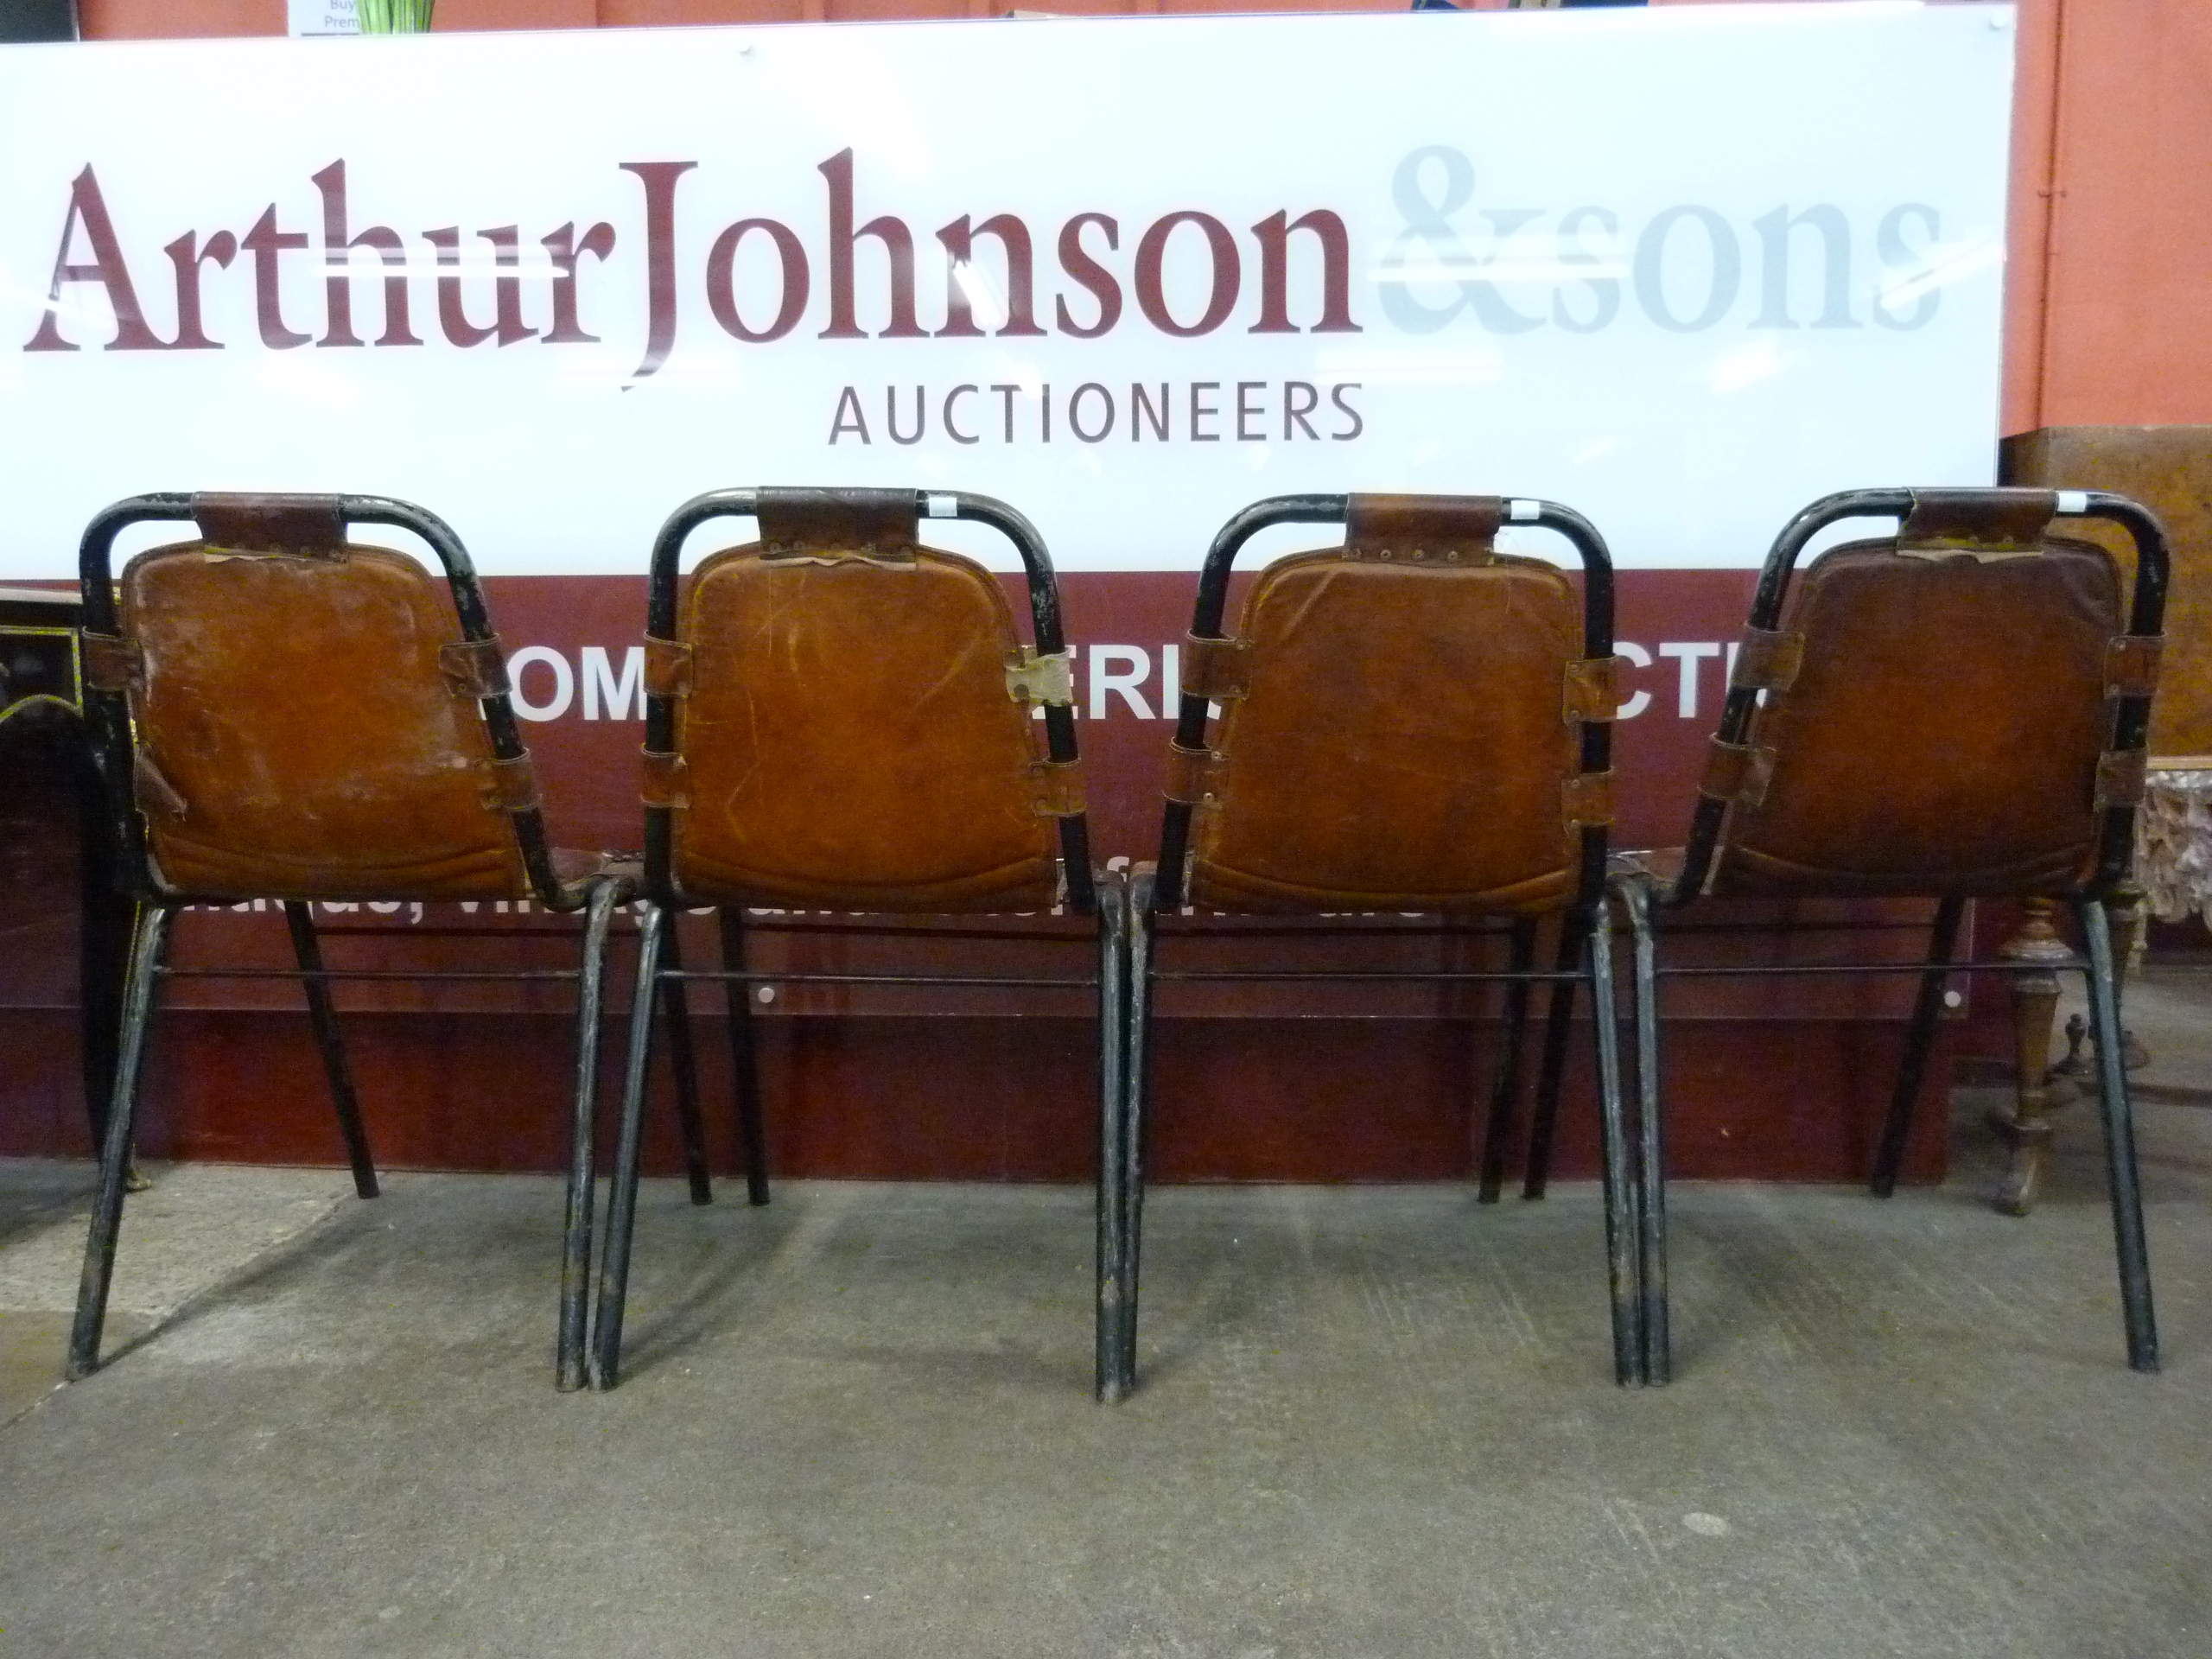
[1, 975, 2209, 1658]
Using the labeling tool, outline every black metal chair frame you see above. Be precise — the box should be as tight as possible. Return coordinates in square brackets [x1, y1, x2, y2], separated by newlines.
[588, 486, 1125, 1395]
[1113, 493, 1649, 1400]
[67, 493, 702, 1391]
[1602, 486, 2170, 1384]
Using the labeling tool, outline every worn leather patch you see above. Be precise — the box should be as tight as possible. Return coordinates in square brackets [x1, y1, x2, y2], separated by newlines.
[1181, 634, 1252, 702]
[1004, 646, 1074, 707]
[1730, 626, 1804, 693]
[1899, 488, 2056, 552]
[1030, 759, 1086, 817]
[643, 633, 691, 698]
[1344, 493, 1500, 564]
[1563, 656, 1621, 722]
[1700, 738, 1776, 808]
[1562, 770, 1615, 829]
[1711, 537, 2122, 899]
[2096, 748, 2149, 810]
[79, 630, 143, 692]
[665, 544, 1065, 913]
[193, 493, 346, 556]
[2106, 633, 2163, 698]
[1163, 742, 1223, 804]
[640, 747, 690, 809]
[480, 753, 540, 814]
[438, 636, 509, 699]
[1184, 550, 1586, 914]
[756, 486, 917, 560]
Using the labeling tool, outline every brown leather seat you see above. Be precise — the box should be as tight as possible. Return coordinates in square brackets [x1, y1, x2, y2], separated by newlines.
[653, 499, 1081, 913]
[1169, 502, 1612, 917]
[118, 535, 550, 902]
[1610, 486, 2169, 1384]
[1700, 526, 2130, 899]
[1113, 492, 1643, 1399]
[67, 493, 661, 1394]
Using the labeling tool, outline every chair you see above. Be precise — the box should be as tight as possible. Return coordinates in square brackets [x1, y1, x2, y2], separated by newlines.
[588, 486, 1121, 1392]
[1113, 492, 1644, 1398]
[1610, 486, 2169, 1382]
[67, 492, 687, 1389]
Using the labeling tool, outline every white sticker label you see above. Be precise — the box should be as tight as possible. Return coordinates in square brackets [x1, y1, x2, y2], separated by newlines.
[289, 0, 359, 36]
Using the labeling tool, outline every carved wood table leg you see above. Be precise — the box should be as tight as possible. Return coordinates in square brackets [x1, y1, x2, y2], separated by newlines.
[2051, 883, 2152, 1081]
[1988, 898, 2078, 1217]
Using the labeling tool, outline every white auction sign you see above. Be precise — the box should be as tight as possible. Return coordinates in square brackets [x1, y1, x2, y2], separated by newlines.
[0, 4, 2013, 575]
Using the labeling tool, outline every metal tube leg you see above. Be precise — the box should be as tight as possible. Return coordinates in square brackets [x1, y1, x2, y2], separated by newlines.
[1522, 912, 1589, 1201]
[556, 879, 621, 1392]
[1095, 872, 1130, 1403]
[67, 904, 174, 1381]
[1872, 894, 1965, 1198]
[73, 738, 130, 1158]
[283, 902, 378, 1200]
[1477, 918, 1538, 1203]
[657, 922, 713, 1206]
[591, 901, 666, 1390]
[1586, 900, 1645, 1388]
[1620, 880, 1669, 1387]
[2078, 898, 2159, 1372]
[717, 909, 771, 1207]
[1118, 868, 1158, 1398]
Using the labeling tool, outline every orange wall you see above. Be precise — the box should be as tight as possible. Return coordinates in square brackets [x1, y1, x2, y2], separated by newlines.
[2026, 0, 2212, 425]
[73, 0, 2212, 434]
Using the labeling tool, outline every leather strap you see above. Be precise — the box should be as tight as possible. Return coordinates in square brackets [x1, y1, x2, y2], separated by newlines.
[438, 636, 509, 699]
[2096, 749, 2149, 811]
[132, 751, 188, 820]
[1562, 770, 1615, 830]
[640, 747, 690, 809]
[480, 753, 541, 814]
[756, 487, 917, 561]
[1563, 656, 1622, 723]
[79, 631, 142, 693]
[1005, 646, 1074, 707]
[1163, 742, 1223, 805]
[1730, 626, 1804, 694]
[643, 634, 691, 698]
[1030, 759, 1086, 817]
[193, 493, 346, 557]
[1700, 738, 1777, 810]
[1898, 488, 2056, 554]
[1343, 494, 1500, 564]
[1181, 634, 1252, 702]
[2106, 634, 2163, 699]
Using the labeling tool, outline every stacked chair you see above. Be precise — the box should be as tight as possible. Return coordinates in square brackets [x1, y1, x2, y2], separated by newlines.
[66, 493, 677, 1389]
[1113, 492, 1647, 1395]
[585, 487, 1121, 1394]
[1602, 486, 2169, 1381]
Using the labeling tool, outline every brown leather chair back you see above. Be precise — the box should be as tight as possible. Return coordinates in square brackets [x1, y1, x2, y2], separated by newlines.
[1705, 496, 2148, 898]
[1170, 498, 1613, 916]
[651, 495, 1080, 912]
[103, 510, 536, 903]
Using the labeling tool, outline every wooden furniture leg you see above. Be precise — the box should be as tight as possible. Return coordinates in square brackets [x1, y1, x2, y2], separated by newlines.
[1988, 899, 2076, 1216]
[2054, 883, 2152, 1079]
